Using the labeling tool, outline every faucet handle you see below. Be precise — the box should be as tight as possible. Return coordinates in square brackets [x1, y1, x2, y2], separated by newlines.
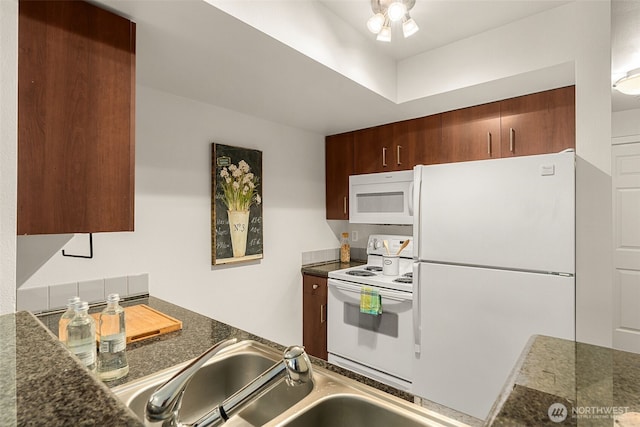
[283, 345, 313, 386]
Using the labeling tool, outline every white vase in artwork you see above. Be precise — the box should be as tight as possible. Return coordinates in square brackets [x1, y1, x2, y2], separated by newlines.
[228, 210, 250, 257]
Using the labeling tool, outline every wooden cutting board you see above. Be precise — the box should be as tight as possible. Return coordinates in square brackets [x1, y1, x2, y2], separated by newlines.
[91, 304, 182, 344]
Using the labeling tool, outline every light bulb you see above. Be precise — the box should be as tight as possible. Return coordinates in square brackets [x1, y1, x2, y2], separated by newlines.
[367, 13, 385, 34]
[613, 68, 640, 95]
[387, 1, 407, 22]
[402, 17, 419, 38]
[377, 25, 392, 42]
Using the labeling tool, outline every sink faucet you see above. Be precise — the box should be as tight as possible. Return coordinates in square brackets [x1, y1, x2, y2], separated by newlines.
[146, 340, 313, 427]
[146, 338, 239, 426]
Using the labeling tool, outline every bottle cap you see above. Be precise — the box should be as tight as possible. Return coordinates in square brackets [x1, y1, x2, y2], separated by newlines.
[75, 301, 89, 312]
[342, 232, 349, 238]
[106, 293, 120, 303]
[67, 296, 80, 307]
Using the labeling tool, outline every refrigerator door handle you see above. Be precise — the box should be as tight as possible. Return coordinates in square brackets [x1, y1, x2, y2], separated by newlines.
[412, 166, 422, 260]
[412, 263, 421, 354]
[408, 181, 414, 216]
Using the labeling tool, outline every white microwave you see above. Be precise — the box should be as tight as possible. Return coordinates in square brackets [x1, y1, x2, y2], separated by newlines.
[349, 170, 414, 225]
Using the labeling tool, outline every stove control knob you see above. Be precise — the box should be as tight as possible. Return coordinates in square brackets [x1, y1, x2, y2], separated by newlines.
[373, 239, 382, 249]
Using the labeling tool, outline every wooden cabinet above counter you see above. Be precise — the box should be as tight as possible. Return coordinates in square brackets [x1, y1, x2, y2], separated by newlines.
[17, 0, 136, 235]
[325, 86, 575, 220]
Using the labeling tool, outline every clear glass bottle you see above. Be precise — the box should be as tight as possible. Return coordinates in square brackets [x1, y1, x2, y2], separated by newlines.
[67, 301, 97, 372]
[58, 296, 80, 345]
[97, 293, 129, 381]
[340, 232, 350, 263]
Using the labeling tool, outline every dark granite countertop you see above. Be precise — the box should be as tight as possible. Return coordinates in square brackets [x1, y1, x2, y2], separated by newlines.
[300, 260, 365, 277]
[487, 335, 640, 426]
[0, 311, 141, 426]
[17, 296, 640, 427]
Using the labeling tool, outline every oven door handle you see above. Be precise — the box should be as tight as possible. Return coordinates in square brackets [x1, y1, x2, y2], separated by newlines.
[330, 283, 412, 302]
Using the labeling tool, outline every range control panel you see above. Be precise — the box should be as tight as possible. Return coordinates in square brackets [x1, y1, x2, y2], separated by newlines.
[366, 235, 413, 258]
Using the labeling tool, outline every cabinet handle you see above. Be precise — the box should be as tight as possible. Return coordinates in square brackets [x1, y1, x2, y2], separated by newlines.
[343, 196, 347, 215]
[382, 147, 387, 167]
[509, 128, 515, 153]
[396, 145, 402, 165]
[320, 304, 326, 323]
[487, 132, 492, 156]
[313, 284, 319, 290]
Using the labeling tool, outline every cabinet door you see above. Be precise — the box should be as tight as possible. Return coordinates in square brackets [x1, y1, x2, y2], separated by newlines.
[500, 86, 575, 157]
[441, 102, 501, 163]
[395, 114, 443, 167]
[353, 124, 395, 174]
[326, 132, 354, 220]
[18, 0, 135, 235]
[302, 275, 328, 360]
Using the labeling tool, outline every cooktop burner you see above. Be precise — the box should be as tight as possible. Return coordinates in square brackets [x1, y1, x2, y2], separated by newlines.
[346, 270, 376, 277]
[393, 277, 413, 284]
[365, 266, 383, 272]
[403, 272, 413, 278]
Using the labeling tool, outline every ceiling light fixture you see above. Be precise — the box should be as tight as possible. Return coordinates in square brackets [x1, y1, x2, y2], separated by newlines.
[613, 68, 640, 95]
[367, 0, 418, 42]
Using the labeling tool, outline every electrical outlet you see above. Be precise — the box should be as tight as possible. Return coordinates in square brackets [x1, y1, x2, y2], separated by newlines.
[352, 231, 358, 242]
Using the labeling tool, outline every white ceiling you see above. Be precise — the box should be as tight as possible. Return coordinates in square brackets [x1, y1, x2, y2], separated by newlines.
[95, 0, 639, 136]
[319, 0, 571, 61]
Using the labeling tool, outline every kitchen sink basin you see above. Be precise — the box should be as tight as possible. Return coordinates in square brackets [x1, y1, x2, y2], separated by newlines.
[113, 340, 468, 427]
[280, 394, 434, 427]
[112, 341, 313, 426]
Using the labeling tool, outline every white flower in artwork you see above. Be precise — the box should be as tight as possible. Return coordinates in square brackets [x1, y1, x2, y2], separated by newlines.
[238, 160, 250, 173]
[219, 158, 261, 212]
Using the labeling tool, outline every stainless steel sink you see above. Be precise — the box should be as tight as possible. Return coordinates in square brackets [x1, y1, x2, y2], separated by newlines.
[113, 340, 469, 427]
[112, 341, 313, 426]
[279, 394, 435, 427]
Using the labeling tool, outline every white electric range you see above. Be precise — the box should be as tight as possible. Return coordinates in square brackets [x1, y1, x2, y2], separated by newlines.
[327, 234, 414, 391]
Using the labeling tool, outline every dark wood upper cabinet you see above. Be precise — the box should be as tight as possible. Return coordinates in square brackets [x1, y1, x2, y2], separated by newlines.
[353, 124, 396, 174]
[441, 102, 501, 163]
[18, 0, 136, 235]
[394, 114, 443, 167]
[499, 86, 575, 157]
[326, 132, 354, 220]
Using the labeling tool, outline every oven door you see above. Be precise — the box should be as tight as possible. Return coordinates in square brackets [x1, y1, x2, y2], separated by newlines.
[327, 279, 413, 388]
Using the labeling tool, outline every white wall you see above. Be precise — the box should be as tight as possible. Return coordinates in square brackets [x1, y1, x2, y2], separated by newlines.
[16, 85, 338, 346]
[0, 0, 18, 315]
[612, 109, 640, 138]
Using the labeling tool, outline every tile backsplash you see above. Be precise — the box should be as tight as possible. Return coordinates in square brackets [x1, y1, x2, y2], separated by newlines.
[301, 247, 366, 265]
[17, 273, 149, 314]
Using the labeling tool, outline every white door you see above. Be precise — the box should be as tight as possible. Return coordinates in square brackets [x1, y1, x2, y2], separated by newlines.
[412, 262, 574, 420]
[326, 280, 413, 382]
[414, 152, 575, 274]
[613, 142, 640, 353]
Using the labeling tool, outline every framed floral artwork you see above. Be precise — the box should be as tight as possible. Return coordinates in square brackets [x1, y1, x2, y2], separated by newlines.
[211, 143, 263, 265]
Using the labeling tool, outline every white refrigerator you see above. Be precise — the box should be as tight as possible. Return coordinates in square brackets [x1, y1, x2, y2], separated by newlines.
[411, 151, 576, 420]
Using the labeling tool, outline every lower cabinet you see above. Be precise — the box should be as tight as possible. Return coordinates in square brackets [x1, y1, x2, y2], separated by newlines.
[302, 274, 328, 360]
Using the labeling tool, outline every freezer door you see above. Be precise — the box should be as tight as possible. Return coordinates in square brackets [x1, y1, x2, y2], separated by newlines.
[412, 262, 575, 420]
[416, 152, 575, 274]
